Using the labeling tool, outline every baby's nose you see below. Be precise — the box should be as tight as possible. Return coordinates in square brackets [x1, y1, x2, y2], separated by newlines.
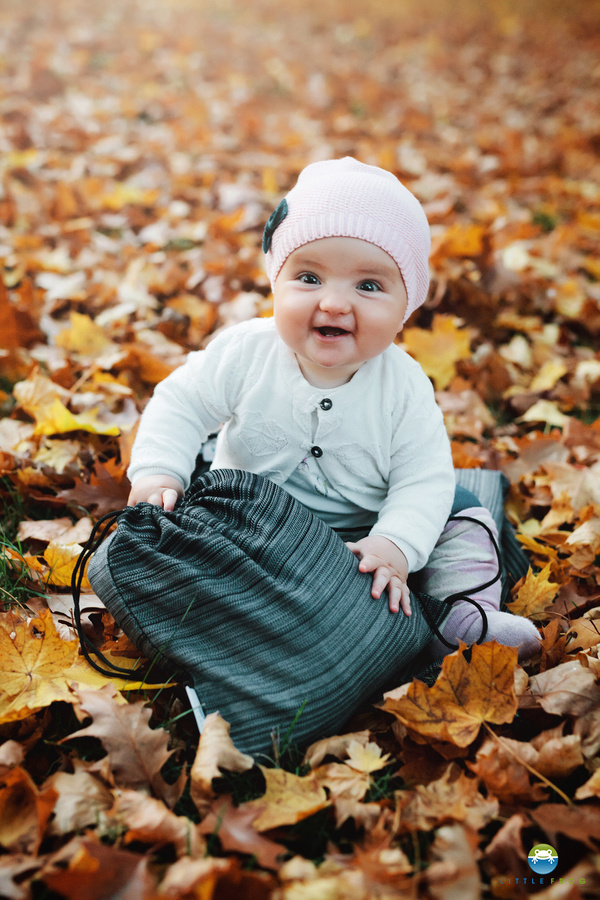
[319, 287, 351, 312]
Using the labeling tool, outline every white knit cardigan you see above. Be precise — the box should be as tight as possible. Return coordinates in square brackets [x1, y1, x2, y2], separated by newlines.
[128, 318, 455, 571]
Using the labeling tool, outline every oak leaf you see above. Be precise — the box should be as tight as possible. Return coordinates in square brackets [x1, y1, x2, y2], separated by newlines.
[402, 315, 472, 390]
[190, 712, 254, 815]
[115, 789, 203, 857]
[44, 767, 113, 837]
[66, 684, 185, 807]
[564, 516, 600, 570]
[506, 564, 559, 620]
[16, 516, 93, 546]
[198, 798, 287, 870]
[383, 642, 519, 747]
[243, 767, 329, 832]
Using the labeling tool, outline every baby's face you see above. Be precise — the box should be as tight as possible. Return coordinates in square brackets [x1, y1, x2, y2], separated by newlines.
[273, 236, 408, 388]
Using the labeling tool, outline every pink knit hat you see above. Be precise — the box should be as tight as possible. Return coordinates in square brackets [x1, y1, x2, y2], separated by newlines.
[263, 157, 431, 322]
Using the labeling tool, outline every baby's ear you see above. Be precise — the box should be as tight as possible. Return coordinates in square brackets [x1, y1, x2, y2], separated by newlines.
[262, 199, 288, 253]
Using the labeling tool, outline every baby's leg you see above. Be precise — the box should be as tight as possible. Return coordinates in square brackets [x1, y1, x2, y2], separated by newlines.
[416, 507, 540, 662]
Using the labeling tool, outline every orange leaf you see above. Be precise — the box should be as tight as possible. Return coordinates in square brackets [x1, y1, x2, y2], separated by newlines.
[402, 315, 472, 390]
[0, 767, 57, 854]
[383, 642, 519, 747]
[243, 767, 329, 831]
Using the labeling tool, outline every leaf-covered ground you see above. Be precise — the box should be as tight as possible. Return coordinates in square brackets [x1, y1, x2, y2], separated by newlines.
[1, 0, 600, 896]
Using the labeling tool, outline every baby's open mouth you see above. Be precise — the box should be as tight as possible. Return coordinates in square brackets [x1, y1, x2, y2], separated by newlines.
[316, 326, 349, 336]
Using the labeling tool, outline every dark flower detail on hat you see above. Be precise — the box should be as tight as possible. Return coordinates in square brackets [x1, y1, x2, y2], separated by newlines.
[262, 198, 288, 253]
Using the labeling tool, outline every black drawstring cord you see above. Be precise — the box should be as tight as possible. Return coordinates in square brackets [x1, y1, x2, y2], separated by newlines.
[72, 507, 142, 680]
[417, 512, 503, 651]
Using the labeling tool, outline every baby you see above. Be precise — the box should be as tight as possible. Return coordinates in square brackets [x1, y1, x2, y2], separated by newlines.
[127, 157, 539, 659]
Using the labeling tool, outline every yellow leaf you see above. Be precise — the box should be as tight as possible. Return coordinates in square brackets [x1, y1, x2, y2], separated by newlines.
[506, 564, 559, 620]
[55, 312, 116, 358]
[383, 642, 519, 748]
[345, 740, 390, 774]
[517, 400, 571, 428]
[0, 611, 157, 722]
[402, 315, 471, 390]
[528, 360, 568, 393]
[43, 542, 91, 589]
[244, 767, 329, 831]
[33, 398, 120, 437]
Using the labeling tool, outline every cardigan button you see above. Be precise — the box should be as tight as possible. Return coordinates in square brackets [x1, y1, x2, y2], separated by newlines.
[311, 446, 323, 458]
[320, 398, 333, 411]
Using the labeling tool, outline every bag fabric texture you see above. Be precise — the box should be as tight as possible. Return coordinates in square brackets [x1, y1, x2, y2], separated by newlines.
[88, 469, 452, 756]
[87, 467, 527, 756]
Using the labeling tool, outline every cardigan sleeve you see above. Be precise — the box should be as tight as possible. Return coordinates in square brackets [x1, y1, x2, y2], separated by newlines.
[127, 325, 247, 489]
[369, 367, 454, 572]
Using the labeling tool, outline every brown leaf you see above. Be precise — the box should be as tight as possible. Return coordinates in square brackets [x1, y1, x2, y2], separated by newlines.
[190, 712, 254, 815]
[115, 789, 204, 857]
[397, 764, 498, 832]
[67, 684, 185, 807]
[39, 837, 154, 900]
[531, 803, 600, 850]
[485, 813, 530, 884]
[243, 767, 329, 832]
[522, 659, 600, 717]
[0, 767, 57, 854]
[575, 768, 600, 800]
[383, 642, 519, 747]
[44, 766, 113, 837]
[425, 824, 482, 900]
[198, 798, 287, 870]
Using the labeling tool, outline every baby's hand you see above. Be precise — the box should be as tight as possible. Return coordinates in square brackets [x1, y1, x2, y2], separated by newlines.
[345, 535, 411, 616]
[127, 475, 184, 511]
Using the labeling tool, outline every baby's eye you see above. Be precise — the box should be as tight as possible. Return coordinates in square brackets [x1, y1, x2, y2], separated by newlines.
[358, 279, 382, 292]
[298, 272, 320, 285]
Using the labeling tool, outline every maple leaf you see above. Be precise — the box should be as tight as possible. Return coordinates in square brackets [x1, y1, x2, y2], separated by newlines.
[0, 610, 157, 722]
[397, 764, 498, 832]
[402, 314, 472, 390]
[243, 767, 329, 832]
[383, 642, 519, 748]
[66, 684, 185, 807]
[303, 730, 371, 769]
[57, 459, 130, 516]
[506, 564, 559, 619]
[190, 712, 254, 815]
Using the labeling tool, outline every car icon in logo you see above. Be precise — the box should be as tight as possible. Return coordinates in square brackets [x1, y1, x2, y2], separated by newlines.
[528, 844, 558, 874]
